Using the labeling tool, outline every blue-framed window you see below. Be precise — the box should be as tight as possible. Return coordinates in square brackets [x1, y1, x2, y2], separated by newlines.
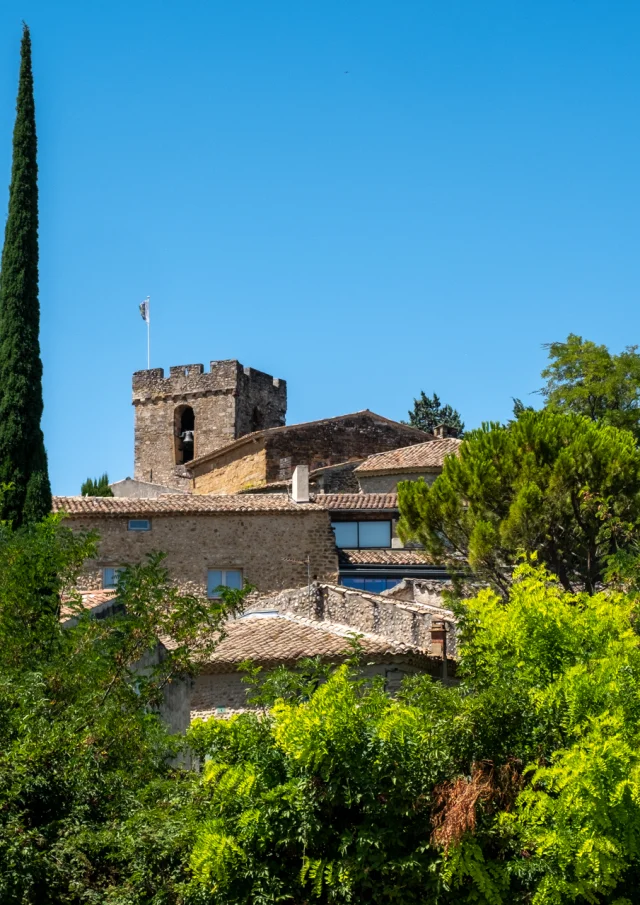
[331, 520, 391, 549]
[128, 519, 151, 531]
[102, 567, 124, 589]
[207, 569, 243, 598]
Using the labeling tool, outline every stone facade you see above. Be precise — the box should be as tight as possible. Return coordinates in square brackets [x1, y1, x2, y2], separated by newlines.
[110, 477, 187, 498]
[132, 360, 286, 490]
[190, 581, 456, 717]
[59, 509, 338, 595]
[269, 582, 456, 655]
[191, 662, 425, 719]
[357, 471, 438, 494]
[190, 412, 428, 494]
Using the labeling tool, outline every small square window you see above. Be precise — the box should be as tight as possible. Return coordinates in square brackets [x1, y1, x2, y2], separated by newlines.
[207, 568, 243, 598]
[102, 567, 124, 589]
[128, 519, 151, 531]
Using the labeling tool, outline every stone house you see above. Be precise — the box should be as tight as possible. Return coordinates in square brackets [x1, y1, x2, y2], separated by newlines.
[187, 410, 430, 495]
[192, 580, 456, 718]
[52, 494, 339, 595]
[355, 436, 462, 493]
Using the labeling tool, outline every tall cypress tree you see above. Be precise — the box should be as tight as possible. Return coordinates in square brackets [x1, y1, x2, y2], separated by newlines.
[0, 25, 51, 526]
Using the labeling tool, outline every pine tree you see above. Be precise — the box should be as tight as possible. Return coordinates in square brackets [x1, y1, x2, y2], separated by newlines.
[0, 25, 51, 526]
[404, 391, 465, 436]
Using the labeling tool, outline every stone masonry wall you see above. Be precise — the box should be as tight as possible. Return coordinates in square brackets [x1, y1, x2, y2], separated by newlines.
[265, 415, 428, 484]
[252, 582, 456, 655]
[65, 511, 338, 594]
[193, 446, 268, 494]
[132, 360, 286, 490]
[191, 661, 425, 718]
[357, 471, 439, 494]
[191, 415, 428, 495]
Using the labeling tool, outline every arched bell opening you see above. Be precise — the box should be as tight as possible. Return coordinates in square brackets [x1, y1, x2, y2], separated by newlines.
[174, 405, 195, 464]
[251, 405, 264, 433]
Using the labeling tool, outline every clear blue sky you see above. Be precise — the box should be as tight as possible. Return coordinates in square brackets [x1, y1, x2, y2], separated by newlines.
[0, 1, 638, 495]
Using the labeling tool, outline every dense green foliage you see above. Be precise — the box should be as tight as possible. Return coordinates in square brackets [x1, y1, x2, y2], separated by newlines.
[3, 499, 640, 903]
[0, 501, 245, 904]
[405, 390, 465, 435]
[398, 409, 640, 594]
[81, 472, 114, 496]
[0, 26, 51, 527]
[541, 334, 640, 439]
[186, 564, 640, 904]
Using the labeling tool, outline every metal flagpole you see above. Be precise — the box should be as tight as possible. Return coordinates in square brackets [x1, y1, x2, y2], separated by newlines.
[139, 296, 151, 369]
[146, 296, 150, 370]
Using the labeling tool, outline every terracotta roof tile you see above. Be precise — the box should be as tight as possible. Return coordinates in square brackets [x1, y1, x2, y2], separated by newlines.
[201, 611, 429, 672]
[52, 494, 320, 517]
[314, 493, 398, 511]
[355, 439, 461, 474]
[338, 549, 435, 566]
[60, 589, 118, 618]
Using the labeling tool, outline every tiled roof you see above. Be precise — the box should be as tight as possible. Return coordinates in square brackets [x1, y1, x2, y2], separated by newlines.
[339, 549, 435, 566]
[52, 493, 320, 517]
[60, 589, 117, 618]
[355, 439, 462, 474]
[201, 611, 429, 672]
[188, 411, 429, 469]
[315, 493, 398, 511]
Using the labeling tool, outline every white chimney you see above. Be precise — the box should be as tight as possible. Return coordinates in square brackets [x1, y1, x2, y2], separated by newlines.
[292, 464, 310, 503]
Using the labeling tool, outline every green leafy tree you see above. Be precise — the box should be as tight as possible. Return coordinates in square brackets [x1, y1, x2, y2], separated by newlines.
[186, 564, 640, 905]
[0, 25, 51, 527]
[540, 333, 640, 439]
[397, 410, 640, 594]
[0, 493, 247, 903]
[405, 390, 465, 435]
[81, 472, 114, 496]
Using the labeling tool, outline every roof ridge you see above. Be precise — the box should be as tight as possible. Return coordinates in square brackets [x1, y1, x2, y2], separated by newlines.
[187, 411, 431, 469]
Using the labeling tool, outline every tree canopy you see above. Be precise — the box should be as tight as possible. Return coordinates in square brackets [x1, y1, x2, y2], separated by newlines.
[0, 25, 51, 526]
[397, 409, 640, 594]
[185, 563, 640, 905]
[405, 390, 465, 435]
[0, 498, 246, 903]
[81, 472, 114, 496]
[540, 333, 640, 439]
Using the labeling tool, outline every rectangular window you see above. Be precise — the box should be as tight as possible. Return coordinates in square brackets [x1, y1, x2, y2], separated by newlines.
[341, 576, 401, 593]
[358, 521, 391, 548]
[331, 520, 391, 549]
[128, 519, 151, 531]
[332, 522, 359, 548]
[207, 568, 243, 598]
[102, 567, 124, 589]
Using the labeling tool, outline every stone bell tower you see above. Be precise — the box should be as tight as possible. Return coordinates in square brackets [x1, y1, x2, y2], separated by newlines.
[132, 359, 287, 490]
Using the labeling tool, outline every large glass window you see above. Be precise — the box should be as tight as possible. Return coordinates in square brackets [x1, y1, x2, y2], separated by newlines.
[358, 521, 391, 548]
[340, 576, 400, 592]
[207, 568, 243, 598]
[331, 520, 391, 549]
[332, 522, 359, 548]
